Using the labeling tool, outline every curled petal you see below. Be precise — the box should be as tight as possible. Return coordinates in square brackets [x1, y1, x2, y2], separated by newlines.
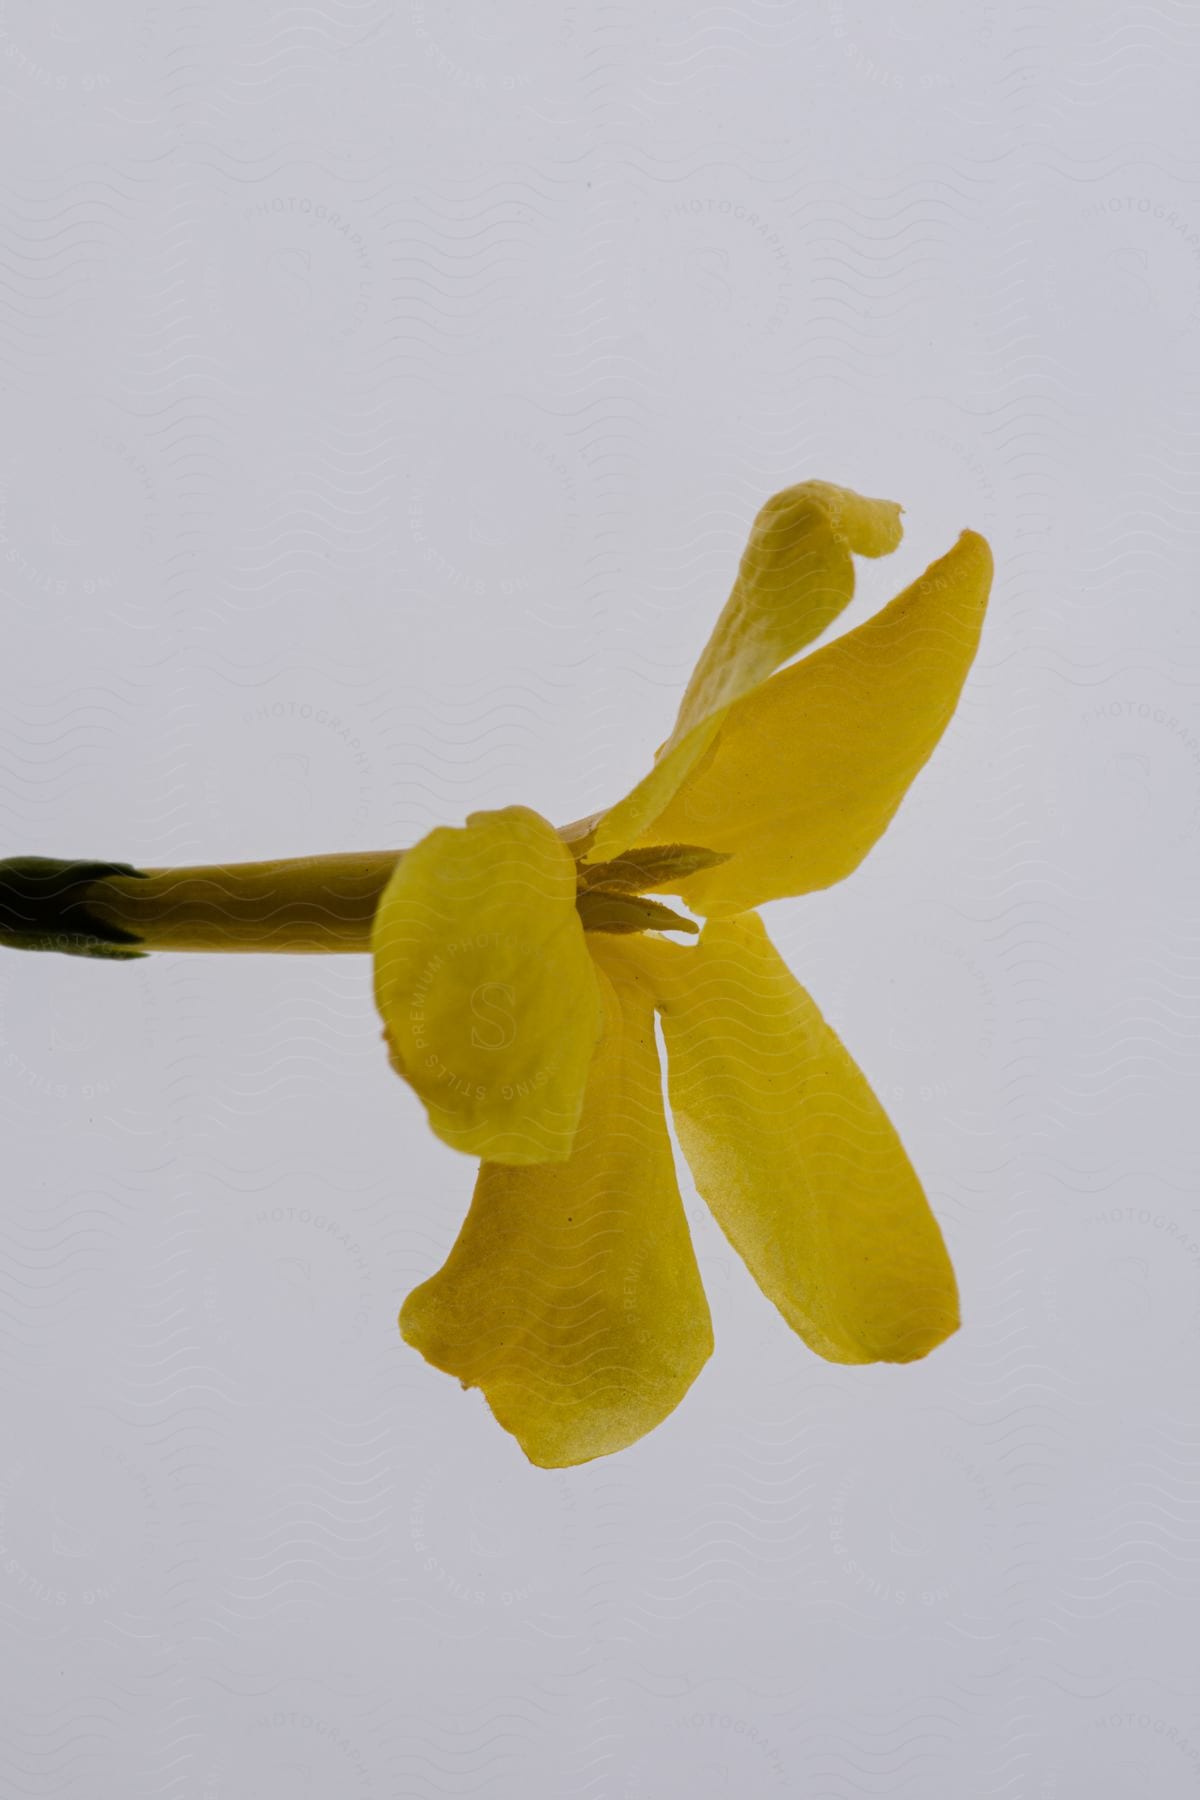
[581, 481, 906, 865]
[642, 529, 993, 916]
[665, 479, 904, 753]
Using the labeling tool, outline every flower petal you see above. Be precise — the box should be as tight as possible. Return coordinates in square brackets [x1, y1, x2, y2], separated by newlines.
[580, 481, 905, 865]
[372, 805, 601, 1165]
[574, 715, 726, 867]
[665, 479, 904, 752]
[399, 938, 713, 1467]
[639, 529, 993, 916]
[624, 914, 959, 1365]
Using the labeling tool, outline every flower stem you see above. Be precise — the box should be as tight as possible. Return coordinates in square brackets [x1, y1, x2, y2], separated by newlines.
[0, 851, 404, 957]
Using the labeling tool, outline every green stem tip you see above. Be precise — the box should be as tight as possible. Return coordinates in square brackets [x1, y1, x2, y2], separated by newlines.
[0, 857, 149, 960]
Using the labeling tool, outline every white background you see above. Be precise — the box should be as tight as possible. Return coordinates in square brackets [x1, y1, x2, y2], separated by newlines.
[3, 3, 1200, 1794]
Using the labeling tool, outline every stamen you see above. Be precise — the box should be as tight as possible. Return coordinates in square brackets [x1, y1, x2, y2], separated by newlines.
[576, 843, 730, 895]
[575, 889, 699, 936]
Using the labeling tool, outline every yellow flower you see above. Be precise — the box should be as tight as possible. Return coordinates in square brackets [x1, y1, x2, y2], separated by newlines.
[372, 481, 993, 1466]
[0, 478, 992, 1469]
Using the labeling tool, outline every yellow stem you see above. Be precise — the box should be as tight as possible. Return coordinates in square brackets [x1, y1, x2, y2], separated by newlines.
[89, 850, 404, 953]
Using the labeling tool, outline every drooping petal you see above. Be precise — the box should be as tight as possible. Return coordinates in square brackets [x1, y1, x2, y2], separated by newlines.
[638, 529, 993, 916]
[372, 805, 601, 1165]
[399, 938, 713, 1467]
[623, 915, 959, 1365]
[579, 481, 905, 865]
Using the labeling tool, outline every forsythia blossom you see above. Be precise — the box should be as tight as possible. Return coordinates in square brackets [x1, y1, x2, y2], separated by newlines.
[372, 482, 993, 1465]
[0, 480, 993, 1468]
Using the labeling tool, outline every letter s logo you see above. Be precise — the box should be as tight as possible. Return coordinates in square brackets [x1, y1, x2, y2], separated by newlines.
[470, 982, 516, 1051]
